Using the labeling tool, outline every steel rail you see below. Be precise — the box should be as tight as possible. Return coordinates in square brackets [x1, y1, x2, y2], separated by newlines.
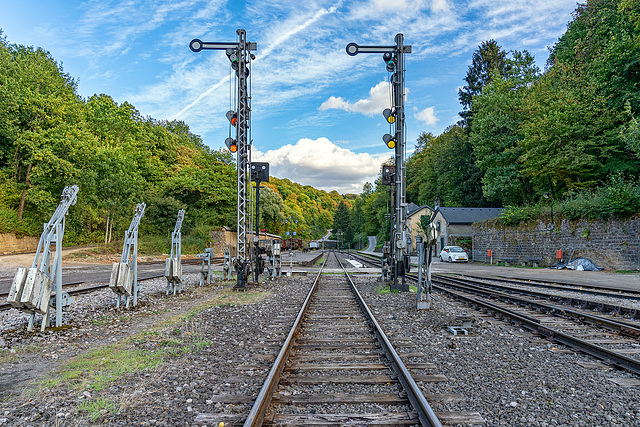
[432, 282, 640, 375]
[243, 253, 329, 426]
[432, 275, 640, 336]
[0, 257, 222, 296]
[352, 250, 640, 301]
[335, 255, 442, 427]
[347, 252, 640, 374]
[439, 274, 640, 317]
[470, 274, 640, 299]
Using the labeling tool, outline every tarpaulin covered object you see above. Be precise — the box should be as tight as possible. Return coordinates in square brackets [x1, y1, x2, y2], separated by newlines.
[550, 257, 604, 271]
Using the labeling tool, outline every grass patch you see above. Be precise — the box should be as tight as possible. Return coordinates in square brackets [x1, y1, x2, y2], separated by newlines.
[38, 286, 270, 400]
[376, 285, 417, 294]
[79, 397, 119, 421]
[42, 344, 165, 392]
[0, 343, 40, 364]
[377, 285, 396, 294]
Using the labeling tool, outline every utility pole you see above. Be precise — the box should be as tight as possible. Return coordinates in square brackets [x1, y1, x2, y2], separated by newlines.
[190, 29, 257, 288]
[347, 34, 411, 291]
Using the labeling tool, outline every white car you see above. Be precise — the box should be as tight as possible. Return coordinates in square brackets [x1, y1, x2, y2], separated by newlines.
[439, 246, 468, 263]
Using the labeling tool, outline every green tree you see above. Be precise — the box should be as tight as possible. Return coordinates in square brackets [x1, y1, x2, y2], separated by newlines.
[520, 62, 619, 194]
[458, 40, 507, 128]
[470, 51, 539, 205]
[332, 200, 351, 246]
[406, 127, 485, 207]
[259, 186, 285, 232]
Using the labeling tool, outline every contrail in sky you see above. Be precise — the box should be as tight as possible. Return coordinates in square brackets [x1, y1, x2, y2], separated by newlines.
[173, 6, 338, 119]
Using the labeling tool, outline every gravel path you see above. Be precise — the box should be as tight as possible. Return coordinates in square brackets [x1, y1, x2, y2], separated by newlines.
[0, 253, 639, 426]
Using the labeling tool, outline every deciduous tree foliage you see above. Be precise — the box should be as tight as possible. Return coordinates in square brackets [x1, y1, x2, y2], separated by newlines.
[0, 33, 237, 244]
[406, 127, 485, 208]
[403, 0, 639, 220]
[0, 32, 354, 248]
[469, 51, 539, 205]
[331, 200, 352, 245]
[264, 177, 340, 240]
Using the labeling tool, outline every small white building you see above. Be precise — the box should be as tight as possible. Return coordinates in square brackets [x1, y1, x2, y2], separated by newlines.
[406, 203, 434, 254]
[430, 207, 504, 255]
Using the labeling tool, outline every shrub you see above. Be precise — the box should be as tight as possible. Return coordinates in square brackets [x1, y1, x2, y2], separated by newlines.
[500, 205, 542, 226]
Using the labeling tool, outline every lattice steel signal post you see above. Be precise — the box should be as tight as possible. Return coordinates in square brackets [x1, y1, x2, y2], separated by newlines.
[346, 34, 411, 291]
[190, 29, 257, 288]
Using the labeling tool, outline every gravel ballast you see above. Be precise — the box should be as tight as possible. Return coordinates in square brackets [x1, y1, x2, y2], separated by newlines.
[0, 256, 639, 426]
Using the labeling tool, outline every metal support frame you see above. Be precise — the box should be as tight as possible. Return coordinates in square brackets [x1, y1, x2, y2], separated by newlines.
[7, 185, 79, 331]
[265, 239, 281, 279]
[222, 246, 232, 280]
[417, 223, 438, 310]
[285, 216, 297, 276]
[198, 244, 213, 286]
[347, 34, 411, 291]
[109, 203, 145, 308]
[190, 29, 257, 289]
[165, 209, 185, 295]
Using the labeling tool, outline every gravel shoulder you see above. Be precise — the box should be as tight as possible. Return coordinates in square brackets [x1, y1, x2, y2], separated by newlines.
[354, 274, 640, 427]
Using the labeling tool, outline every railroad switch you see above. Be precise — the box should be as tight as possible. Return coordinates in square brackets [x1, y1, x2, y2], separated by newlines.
[109, 203, 145, 308]
[265, 239, 281, 280]
[197, 246, 214, 286]
[165, 209, 185, 295]
[222, 247, 231, 281]
[7, 185, 79, 331]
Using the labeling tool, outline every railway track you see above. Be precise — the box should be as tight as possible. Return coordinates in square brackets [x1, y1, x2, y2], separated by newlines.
[348, 251, 640, 375]
[430, 275, 640, 375]
[196, 251, 485, 426]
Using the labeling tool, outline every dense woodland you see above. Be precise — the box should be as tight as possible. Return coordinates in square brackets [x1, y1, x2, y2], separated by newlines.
[336, 0, 640, 248]
[0, 32, 343, 249]
[1, 0, 639, 252]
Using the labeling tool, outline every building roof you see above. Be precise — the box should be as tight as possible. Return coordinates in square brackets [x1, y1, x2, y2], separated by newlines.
[407, 203, 433, 218]
[434, 207, 503, 224]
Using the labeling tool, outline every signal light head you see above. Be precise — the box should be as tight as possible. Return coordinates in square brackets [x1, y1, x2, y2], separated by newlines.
[226, 110, 238, 126]
[226, 48, 238, 63]
[225, 137, 238, 153]
[383, 52, 395, 72]
[383, 134, 396, 149]
[383, 108, 396, 124]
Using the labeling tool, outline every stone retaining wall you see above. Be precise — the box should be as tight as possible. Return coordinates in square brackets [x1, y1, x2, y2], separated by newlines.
[472, 215, 640, 271]
[0, 234, 39, 255]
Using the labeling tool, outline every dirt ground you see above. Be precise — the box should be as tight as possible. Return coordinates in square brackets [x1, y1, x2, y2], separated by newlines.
[0, 247, 107, 270]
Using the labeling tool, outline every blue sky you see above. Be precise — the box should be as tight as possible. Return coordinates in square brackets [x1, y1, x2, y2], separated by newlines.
[1, 0, 578, 194]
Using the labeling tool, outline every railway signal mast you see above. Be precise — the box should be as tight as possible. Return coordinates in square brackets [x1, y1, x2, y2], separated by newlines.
[190, 29, 257, 288]
[346, 34, 411, 291]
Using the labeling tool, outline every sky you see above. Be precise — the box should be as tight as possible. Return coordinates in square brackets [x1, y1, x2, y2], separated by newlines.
[0, 0, 579, 194]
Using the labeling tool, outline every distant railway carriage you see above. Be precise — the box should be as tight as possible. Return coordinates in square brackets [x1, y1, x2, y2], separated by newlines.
[281, 238, 303, 250]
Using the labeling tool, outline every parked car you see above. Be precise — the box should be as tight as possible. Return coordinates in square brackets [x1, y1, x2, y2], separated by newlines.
[439, 246, 468, 263]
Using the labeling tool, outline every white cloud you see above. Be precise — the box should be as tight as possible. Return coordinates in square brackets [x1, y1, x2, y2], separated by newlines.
[430, 0, 451, 13]
[254, 137, 391, 194]
[415, 107, 438, 126]
[319, 81, 391, 116]
[371, 0, 410, 11]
